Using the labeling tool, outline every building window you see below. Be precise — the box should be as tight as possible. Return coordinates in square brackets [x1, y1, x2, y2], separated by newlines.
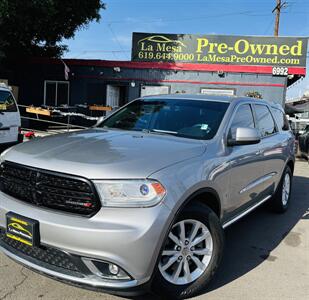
[44, 81, 69, 106]
[140, 85, 170, 97]
[200, 88, 235, 96]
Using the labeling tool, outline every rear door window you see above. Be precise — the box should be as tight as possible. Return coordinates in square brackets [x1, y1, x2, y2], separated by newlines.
[254, 104, 277, 137]
[0, 90, 17, 112]
[271, 108, 290, 131]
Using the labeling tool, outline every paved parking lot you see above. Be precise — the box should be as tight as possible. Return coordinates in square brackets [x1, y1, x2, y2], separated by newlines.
[0, 160, 308, 300]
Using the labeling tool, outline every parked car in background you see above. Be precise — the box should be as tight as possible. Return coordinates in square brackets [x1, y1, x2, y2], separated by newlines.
[288, 117, 309, 138]
[297, 124, 309, 159]
[0, 94, 295, 299]
[0, 84, 23, 150]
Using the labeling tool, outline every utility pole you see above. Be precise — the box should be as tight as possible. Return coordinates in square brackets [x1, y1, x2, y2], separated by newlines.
[272, 0, 287, 36]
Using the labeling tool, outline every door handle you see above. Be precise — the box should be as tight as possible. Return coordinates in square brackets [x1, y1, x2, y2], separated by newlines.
[255, 150, 261, 155]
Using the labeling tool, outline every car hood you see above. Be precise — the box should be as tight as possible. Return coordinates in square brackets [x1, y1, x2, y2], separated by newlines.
[3, 129, 206, 179]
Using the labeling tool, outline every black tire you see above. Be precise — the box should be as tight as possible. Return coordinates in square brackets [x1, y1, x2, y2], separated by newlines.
[269, 166, 292, 213]
[151, 203, 224, 299]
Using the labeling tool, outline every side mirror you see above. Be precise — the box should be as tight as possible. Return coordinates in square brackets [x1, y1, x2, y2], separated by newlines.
[94, 116, 105, 127]
[228, 127, 261, 146]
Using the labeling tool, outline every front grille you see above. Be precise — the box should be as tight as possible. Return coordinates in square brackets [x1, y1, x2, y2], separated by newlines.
[0, 229, 84, 277]
[0, 161, 101, 216]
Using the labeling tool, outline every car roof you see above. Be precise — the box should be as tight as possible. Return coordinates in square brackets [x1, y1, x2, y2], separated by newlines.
[141, 93, 271, 105]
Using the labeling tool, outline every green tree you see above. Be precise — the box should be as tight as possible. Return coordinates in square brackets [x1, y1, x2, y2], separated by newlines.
[0, 0, 105, 62]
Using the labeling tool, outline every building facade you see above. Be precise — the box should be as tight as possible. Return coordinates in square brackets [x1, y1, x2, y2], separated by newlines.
[12, 58, 291, 108]
[3, 33, 307, 109]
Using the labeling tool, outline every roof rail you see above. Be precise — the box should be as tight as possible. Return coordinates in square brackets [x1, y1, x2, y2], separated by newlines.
[0, 82, 10, 89]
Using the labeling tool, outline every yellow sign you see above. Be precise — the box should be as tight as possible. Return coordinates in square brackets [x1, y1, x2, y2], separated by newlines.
[132, 33, 308, 70]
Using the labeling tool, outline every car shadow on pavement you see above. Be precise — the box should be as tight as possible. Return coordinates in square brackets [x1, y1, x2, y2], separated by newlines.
[204, 174, 309, 294]
[134, 174, 308, 300]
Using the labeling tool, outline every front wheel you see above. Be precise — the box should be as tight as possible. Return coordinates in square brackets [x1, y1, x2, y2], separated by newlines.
[151, 203, 224, 299]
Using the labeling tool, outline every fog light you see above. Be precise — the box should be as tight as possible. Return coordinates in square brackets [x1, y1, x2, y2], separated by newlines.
[109, 264, 119, 275]
[82, 258, 131, 280]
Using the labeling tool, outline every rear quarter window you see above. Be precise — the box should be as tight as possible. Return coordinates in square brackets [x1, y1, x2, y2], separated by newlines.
[0, 90, 17, 112]
[271, 107, 290, 131]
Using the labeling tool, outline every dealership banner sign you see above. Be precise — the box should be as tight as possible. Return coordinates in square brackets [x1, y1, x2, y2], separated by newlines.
[132, 33, 308, 70]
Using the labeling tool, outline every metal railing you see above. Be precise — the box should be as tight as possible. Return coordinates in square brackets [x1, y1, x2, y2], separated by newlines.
[21, 116, 88, 130]
[18, 104, 100, 135]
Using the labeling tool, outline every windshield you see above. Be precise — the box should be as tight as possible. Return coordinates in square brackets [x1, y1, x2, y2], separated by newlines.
[98, 98, 229, 140]
[0, 90, 17, 112]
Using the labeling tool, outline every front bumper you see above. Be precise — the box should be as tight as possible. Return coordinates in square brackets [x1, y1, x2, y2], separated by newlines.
[0, 236, 139, 290]
[0, 191, 172, 290]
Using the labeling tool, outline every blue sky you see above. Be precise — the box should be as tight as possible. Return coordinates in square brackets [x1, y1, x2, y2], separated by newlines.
[63, 0, 309, 98]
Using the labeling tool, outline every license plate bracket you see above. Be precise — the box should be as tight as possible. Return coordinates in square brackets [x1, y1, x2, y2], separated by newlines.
[6, 212, 40, 247]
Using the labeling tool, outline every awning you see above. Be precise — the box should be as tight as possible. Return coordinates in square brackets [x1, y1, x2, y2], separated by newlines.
[285, 104, 305, 115]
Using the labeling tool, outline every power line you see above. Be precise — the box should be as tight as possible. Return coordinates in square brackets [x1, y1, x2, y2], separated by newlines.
[264, 16, 276, 35]
[104, 10, 309, 26]
[106, 11, 270, 24]
[77, 50, 130, 53]
[72, 50, 130, 60]
[107, 23, 130, 60]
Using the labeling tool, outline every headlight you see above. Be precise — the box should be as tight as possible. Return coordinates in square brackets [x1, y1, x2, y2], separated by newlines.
[93, 179, 166, 208]
[0, 147, 11, 164]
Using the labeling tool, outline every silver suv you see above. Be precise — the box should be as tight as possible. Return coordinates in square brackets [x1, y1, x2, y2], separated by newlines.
[0, 95, 295, 299]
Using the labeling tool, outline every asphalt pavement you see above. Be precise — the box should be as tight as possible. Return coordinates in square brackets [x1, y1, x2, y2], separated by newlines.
[0, 160, 308, 300]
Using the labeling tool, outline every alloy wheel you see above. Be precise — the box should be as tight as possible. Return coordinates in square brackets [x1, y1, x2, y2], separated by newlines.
[159, 219, 213, 285]
[282, 173, 291, 206]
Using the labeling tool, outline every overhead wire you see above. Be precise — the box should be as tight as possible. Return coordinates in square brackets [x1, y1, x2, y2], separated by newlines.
[107, 23, 130, 60]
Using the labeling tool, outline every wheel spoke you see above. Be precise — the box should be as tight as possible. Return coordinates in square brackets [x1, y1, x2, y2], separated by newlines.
[189, 221, 200, 243]
[169, 232, 181, 246]
[161, 255, 178, 271]
[183, 259, 192, 282]
[191, 256, 205, 270]
[193, 248, 212, 256]
[162, 250, 179, 256]
[191, 231, 210, 247]
[179, 221, 186, 243]
[172, 260, 183, 281]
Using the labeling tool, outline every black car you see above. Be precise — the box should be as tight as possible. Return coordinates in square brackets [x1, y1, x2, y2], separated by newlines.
[297, 124, 309, 159]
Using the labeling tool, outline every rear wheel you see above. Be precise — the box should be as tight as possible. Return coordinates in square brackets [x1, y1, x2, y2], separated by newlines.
[151, 204, 224, 299]
[270, 166, 292, 213]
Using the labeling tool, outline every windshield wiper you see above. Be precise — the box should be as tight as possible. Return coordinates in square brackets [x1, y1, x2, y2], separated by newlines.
[143, 129, 179, 136]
